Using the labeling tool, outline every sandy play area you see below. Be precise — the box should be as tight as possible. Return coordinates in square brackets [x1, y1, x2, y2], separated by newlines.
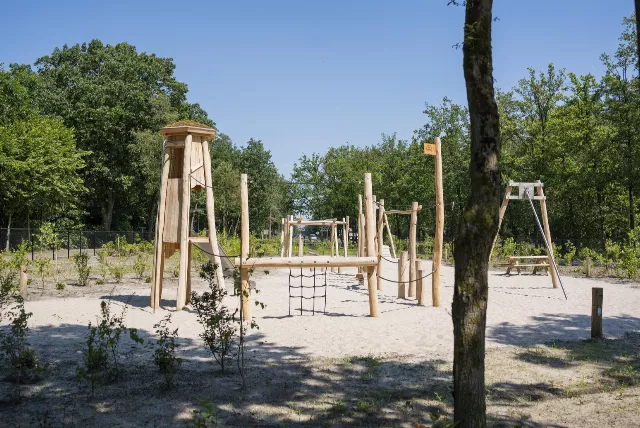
[1, 260, 639, 427]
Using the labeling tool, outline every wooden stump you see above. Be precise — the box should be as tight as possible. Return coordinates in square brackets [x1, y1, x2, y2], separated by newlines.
[591, 287, 603, 339]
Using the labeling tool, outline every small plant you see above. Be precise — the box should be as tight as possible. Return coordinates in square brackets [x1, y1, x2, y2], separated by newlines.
[96, 249, 110, 282]
[191, 399, 220, 427]
[0, 296, 48, 400]
[109, 259, 125, 283]
[76, 321, 109, 397]
[33, 257, 50, 289]
[192, 261, 238, 372]
[132, 253, 148, 280]
[153, 314, 182, 389]
[56, 282, 65, 290]
[73, 252, 92, 286]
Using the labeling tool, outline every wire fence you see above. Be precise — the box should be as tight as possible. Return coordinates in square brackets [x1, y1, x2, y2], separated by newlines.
[0, 228, 153, 260]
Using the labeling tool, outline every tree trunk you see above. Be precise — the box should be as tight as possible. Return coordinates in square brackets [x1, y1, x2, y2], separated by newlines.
[453, 1, 501, 427]
[101, 190, 115, 231]
[5, 213, 11, 251]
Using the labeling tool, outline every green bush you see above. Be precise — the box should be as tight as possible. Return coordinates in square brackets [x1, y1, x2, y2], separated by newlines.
[132, 254, 148, 280]
[153, 314, 182, 389]
[73, 252, 91, 286]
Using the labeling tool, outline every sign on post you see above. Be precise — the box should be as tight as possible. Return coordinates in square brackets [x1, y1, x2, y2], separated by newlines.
[423, 143, 436, 156]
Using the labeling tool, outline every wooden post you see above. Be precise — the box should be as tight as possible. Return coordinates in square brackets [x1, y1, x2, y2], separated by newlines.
[586, 256, 591, 277]
[377, 199, 385, 291]
[591, 287, 603, 339]
[384, 213, 396, 258]
[176, 134, 193, 311]
[489, 184, 512, 260]
[536, 181, 559, 289]
[202, 139, 225, 289]
[19, 265, 27, 299]
[185, 244, 192, 304]
[359, 212, 366, 274]
[357, 195, 363, 269]
[338, 217, 347, 273]
[330, 221, 335, 272]
[298, 229, 303, 257]
[398, 251, 407, 298]
[288, 215, 294, 258]
[151, 147, 171, 309]
[372, 195, 377, 254]
[345, 216, 349, 257]
[364, 173, 379, 317]
[432, 137, 444, 308]
[240, 174, 251, 321]
[408, 201, 418, 298]
[279, 218, 285, 256]
[416, 262, 425, 306]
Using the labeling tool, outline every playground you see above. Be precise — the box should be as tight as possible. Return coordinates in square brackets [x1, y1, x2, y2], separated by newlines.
[3, 259, 639, 426]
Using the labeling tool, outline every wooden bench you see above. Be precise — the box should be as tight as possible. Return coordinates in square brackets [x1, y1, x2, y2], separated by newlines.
[506, 256, 550, 275]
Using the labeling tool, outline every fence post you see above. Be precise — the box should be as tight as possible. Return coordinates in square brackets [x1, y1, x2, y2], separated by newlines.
[93, 231, 97, 256]
[79, 231, 82, 255]
[31, 234, 34, 261]
[68, 231, 70, 259]
[591, 287, 603, 339]
[586, 256, 591, 277]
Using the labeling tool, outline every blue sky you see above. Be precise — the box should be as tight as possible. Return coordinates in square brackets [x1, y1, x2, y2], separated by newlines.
[0, 1, 633, 175]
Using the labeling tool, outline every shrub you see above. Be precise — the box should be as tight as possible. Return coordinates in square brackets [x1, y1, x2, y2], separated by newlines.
[73, 252, 91, 286]
[109, 258, 125, 283]
[0, 296, 47, 400]
[56, 282, 65, 291]
[76, 321, 109, 397]
[192, 261, 237, 372]
[191, 399, 220, 427]
[564, 240, 577, 268]
[33, 258, 50, 289]
[96, 249, 110, 282]
[153, 314, 182, 389]
[132, 254, 148, 280]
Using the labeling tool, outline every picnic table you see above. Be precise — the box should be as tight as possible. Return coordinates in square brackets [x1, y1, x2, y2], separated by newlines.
[505, 255, 550, 275]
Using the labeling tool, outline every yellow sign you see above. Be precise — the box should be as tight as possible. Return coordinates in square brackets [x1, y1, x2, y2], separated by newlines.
[423, 143, 436, 156]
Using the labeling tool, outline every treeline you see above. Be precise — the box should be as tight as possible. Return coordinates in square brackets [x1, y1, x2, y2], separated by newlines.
[291, 16, 639, 250]
[1, 16, 638, 251]
[0, 40, 289, 241]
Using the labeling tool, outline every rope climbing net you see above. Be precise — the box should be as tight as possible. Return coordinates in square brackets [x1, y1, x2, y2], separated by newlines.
[288, 268, 327, 316]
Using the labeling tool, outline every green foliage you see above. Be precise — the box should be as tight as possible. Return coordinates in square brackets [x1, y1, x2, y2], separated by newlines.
[620, 230, 639, 279]
[109, 257, 126, 283]
[153, 314, 182, 389]
[56, 282, 65, 291]
[33, 258, 50, 289]
[0, 296, 47, 400]
[132, 254, 149, 280]
[76, 300, 143, 395]
[73, 252, 91, 286]
[191, 262, 237, 372]
[191, 399, 220, 427]
[96, 249, 110, 282]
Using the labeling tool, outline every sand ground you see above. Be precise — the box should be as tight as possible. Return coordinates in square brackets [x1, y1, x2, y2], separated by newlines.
[1, 259, 639, 427]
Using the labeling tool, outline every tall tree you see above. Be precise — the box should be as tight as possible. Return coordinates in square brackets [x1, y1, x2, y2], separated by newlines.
[452, 0, 501, 427]
[35, 40, 190, 230]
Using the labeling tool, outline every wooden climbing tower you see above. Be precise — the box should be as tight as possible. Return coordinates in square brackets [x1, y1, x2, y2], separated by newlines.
[150, 121, 225, 310]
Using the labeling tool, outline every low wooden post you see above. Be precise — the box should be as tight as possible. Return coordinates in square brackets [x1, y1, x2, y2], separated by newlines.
[357, 195, 363, 273]
[416, 262, 425, 306]
[240, 174, 251, 321]
[408, 201, 418, 298]
[586, 256, 592, 277]
[364, 173, 379, 317]
[345, 216, 349, 256]
[19, 265, 27, 299]
[416, 260, 426, 305]
[591, 287, 603, 338]
[330, 221, 336, 272]
[377, 199, 385, 291]
[398, 251, 407, 298]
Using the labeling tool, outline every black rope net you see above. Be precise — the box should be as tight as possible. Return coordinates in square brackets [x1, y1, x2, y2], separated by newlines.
[288, 268, 327, 316]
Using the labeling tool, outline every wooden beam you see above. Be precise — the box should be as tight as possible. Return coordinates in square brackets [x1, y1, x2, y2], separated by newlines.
[537, 180, 559, 289]
[150, 146, 171, 309]
[298, 230, 303, 257]
[176, 134, 193, 311]
[364, 173, 379, 317]
[377, 199, 385, 291]
[240, 174, 251, 320]
[202, 139, 225, 290]
[287, 215, 293, 258]
[384, 212, 396, 258]
[408, 201, 418, 298]
[489, 184, 512, 260]
[235, 256, 378, 268]
[279, 217, 285, 257]
[386, 206, 423, 215]
[432, 136, 444, 308]
[398, 251, 407, 298]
